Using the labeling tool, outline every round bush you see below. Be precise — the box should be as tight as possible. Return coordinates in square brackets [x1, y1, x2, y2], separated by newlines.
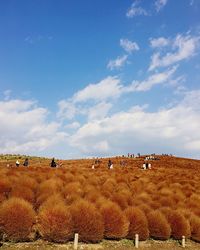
[10, 186, 35, 205]
[0, 197, 35, 241]
[38, 203, 73, 243]
[70, 200, 104, 242]
[100, 201, 129, 239]
[147, 210, 171, 240]
[190, 214, 200, 242]
[124, 207, 149, 240]
[167, 210, 191, 240]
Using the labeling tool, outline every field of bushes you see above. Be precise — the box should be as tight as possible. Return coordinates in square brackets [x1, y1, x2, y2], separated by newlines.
[0, 155, 200, 246]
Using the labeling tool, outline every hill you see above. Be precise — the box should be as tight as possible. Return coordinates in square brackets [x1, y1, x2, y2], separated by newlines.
[0, 154, 200, 248]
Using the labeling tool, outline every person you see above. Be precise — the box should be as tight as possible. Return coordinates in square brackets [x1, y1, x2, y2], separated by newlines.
[23, 158, 29, 167]
[108, 159, 112, 169]
[142, 163, 146, 170]
[50, 158, 57, 168]
[16, 160, 20, 167]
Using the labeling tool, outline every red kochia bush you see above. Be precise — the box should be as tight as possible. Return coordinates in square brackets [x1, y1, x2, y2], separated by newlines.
[70, 200, 104, 242]
[167, 210, 191, 240]
[124, 207, 149, 240]
[147, 210, 171, 240]
[38, 204, 73, 243]
[190, 214, 200, 242]
[0, 197, 35, 241]
[10, 186, 35, 205]
[0, 179, 11, 197]
[100, 201, 129, 239]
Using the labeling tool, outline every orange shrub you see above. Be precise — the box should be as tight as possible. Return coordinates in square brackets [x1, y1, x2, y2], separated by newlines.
[63, 182, 83, 198]
[102, 178, 116, 193]
[38, 203, 73, 243]
[0, 193, 6, 204]
[85, 189, 101, 204]
[111, 192, 129, 210]
[137, 204, 152, 215]
[10, 186, 35, 205]
[158, 197, 175, 208]
[39, 193, 65, 211]
[190, 214, 200, 242]
[167, 210, 191, 239]
[100, 201, 129, 239]
[0, 179, 11, 197]
[37, 178, 63, 196]
[70, 200, 104, 242]
[124, 207, 149, 240]
[147, 210, 171, 240]
[15, 176, 37, 192]
[0, 197, 35, 241]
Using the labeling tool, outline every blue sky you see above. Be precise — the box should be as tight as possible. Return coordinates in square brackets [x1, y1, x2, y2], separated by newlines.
[0, 0, 200, 159]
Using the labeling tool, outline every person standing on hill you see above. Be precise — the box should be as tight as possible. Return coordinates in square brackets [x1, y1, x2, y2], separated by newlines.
[50, 158, 57, 168]
[23, 158, 29, 167]
[108, 159, 113, 169]
[16, 160, 20, 167]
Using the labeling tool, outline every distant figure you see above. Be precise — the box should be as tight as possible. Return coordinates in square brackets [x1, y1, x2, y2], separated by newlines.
[142, 162, 151, 170]
[91, 164, 95, 169]
[142, 163, 146, 170]
[50, 158, 57, 168]
[108, 159, 112, 169]
[23, 158, 29, 167]
[16, 160, 20, 167]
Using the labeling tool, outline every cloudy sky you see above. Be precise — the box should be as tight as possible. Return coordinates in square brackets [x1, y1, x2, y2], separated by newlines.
[0, 0, 200, 159]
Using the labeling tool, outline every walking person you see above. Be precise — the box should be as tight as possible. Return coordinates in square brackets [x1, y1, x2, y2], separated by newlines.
[23, 158, 29, 167]
[50, 158, 57, 168]
[16, 160, 20, 167]
[108, 159, 112, 169]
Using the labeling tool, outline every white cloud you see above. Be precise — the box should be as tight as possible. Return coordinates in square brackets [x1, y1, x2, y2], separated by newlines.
[150, 37, 170, 48]
[124, 66, 177, 92]
[155, 0, 168, 12]
[70, 90, 200, 157]
[107, 55, 128, 70]
[126, 1, 148, 18]
[65, 122, 80, 129]
[0, 99, 67, 155]
[73, 76, 123, 103]
[57, 100, 77, 120]
[57, 67, 178, 121]
[120, 38, 139, 53]
[149, 33, 200, 71]
[87, 102, 112, 121]
[57, 77, 120, 121]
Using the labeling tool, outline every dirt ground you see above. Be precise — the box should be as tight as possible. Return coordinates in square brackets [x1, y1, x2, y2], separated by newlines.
[1, 239, 200, 250]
